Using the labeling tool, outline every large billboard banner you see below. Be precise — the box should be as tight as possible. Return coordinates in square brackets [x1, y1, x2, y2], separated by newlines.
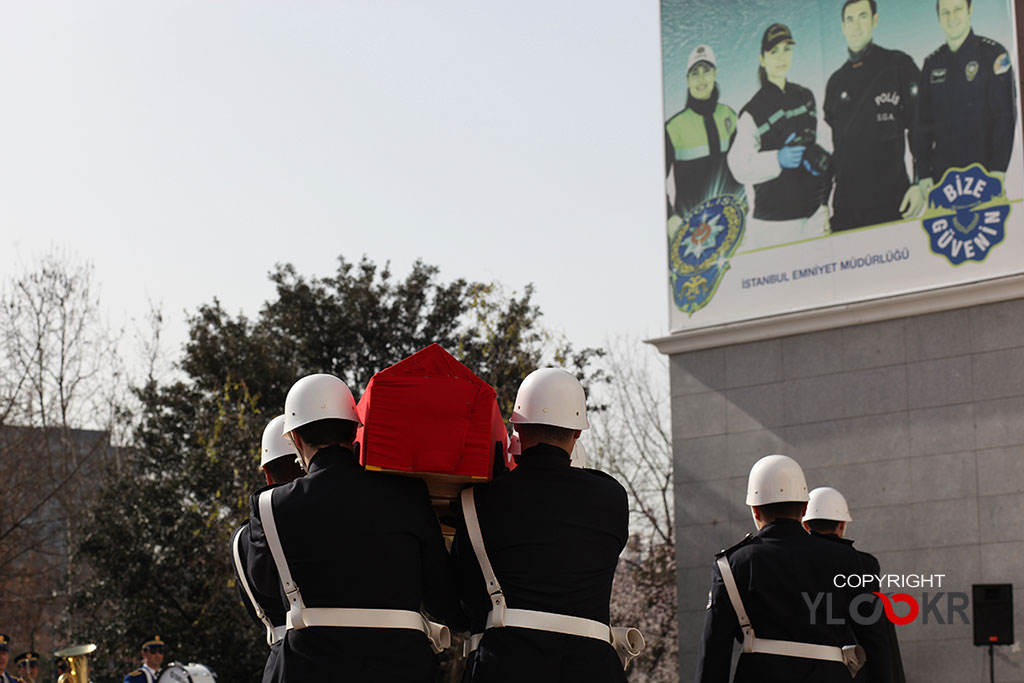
[662, 0, 1024, 333]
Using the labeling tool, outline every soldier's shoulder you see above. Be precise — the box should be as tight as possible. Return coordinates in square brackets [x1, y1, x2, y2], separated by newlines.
[715, 533, 755, 558]
[123, 671, 145, 683]
[977, 35, 1008, 53]
[924, 43, 948, 64]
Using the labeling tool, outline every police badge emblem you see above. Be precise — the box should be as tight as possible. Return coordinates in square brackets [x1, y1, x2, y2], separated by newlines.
[669, 195, 746, 316]
[965, 60, 979, 82]
[921, 164, 1010, 265]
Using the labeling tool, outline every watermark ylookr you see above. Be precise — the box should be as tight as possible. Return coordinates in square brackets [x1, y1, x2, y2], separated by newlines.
[803, 574, 970, 626]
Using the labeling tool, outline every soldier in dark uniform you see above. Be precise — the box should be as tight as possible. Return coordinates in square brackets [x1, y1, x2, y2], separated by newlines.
[917, 0, 1016, 188]
[12, 652, 39, 683]
[230, 415, 304, 679]
[695, 455, 892, 683]
[245, 374, 466, 682]
[123, 636, 164, 683]
[451, 368, 630, 683]
[803, 487, 906, 683]
[825, 0, 926, 231]
[0, 635, 21, 683]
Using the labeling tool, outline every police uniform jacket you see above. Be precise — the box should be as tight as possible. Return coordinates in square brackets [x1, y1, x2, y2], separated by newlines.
[231, 519, 286, 679]
[122, 664, 159, 683]
[451, 443, 629, 683]
[695, 518, 892, 683]
[824, 43, 922, 231]
[0, 672, 22, 683]
[730, 81, 828, 221]
[246, 445, 467, 683]
[812, 532, 906, 683]
[917, 30, 1016, 182]
[665, 87, 744, 218]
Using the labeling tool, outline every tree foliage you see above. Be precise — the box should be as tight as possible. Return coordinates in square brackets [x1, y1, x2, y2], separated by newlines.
[74, 256, 599, 682]
[591, 339, 677, 682]
[0, 253, 123, 666]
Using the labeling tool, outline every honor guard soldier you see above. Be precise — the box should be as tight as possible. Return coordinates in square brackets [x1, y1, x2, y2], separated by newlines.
[230, 415, 304, 677]
[123, 636, 164, 683]
[0, 635, 20, 683]
[824, 0, 926, 231]
[246, 373, 466, 682]
[695, 455, 892, 683]
[452, 368, 634, 683]
[803, 487, 906, 683]
[917, 0, 1016, 188]
[12, 652, 39, 683]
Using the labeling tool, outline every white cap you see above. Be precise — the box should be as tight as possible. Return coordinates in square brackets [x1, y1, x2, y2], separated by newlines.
[803, 487, 853, 522]
[509, 368, 590, 430]
[260, 415, 297, 469]
[282, 373, 361, 436]
[745, 454, 809, 506]
[687, 44, 716, 73]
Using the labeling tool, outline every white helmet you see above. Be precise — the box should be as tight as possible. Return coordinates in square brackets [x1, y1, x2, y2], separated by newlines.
[260, 415, 297, 469]
[569, 440, 588, 468]
[282, 373, 361, 436]
[745, 454, 809, 506]
[509, 368, 589, 430]
[803, 486, 853, 522]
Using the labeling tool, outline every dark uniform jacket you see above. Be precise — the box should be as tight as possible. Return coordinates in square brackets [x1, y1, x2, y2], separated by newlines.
[917, 30, 1016, 182]
[451, 443, 629, 683]
[231, 519, 286, 680]
[812, 532, 905, 683]
[825, 43, 922, 231]
[665, 87, 744, 218]
[739, 81, 828, 221]
[245, 445, 466, 683]
[695, 519, 892, 683]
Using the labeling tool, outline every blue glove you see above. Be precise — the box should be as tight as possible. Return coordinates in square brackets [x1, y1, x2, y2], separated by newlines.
[777, 135, 806, 169]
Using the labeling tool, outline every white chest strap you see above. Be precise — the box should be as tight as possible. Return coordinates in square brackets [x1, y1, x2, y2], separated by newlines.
[460, 487, 644, 668]
[256, 489, 451, 653]
[231, 526, 287, 646]
[715, 555, 865, 676]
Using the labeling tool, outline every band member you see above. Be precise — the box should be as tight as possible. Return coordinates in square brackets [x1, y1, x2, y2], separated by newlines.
[123, 636, 164, 683]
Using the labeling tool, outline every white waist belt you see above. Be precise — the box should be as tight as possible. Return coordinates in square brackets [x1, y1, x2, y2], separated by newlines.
[258, 489, 451, 654]
[715, 556, 866, 676]
[461, 488, 645, 669]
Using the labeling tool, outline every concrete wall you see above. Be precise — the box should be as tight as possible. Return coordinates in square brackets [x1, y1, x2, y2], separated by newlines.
[670, 299, 1024, 682]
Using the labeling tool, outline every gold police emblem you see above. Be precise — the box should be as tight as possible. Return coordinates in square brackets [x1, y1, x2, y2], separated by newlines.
[966, 60, 979, 82]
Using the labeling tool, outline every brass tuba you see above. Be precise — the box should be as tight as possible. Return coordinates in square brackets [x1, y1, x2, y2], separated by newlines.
[53, 643, 97, 683]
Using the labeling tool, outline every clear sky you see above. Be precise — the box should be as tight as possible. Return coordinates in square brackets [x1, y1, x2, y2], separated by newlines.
[2, 1, 668, 368]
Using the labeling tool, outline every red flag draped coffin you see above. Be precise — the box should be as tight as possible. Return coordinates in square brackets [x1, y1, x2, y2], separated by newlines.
[356, 344, 508, 507]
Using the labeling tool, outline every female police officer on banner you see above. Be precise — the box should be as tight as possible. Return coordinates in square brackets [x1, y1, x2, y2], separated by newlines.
[727, 23, 832, 250]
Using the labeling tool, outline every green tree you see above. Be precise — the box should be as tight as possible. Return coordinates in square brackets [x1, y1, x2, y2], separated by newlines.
[74, 256, 598, 682]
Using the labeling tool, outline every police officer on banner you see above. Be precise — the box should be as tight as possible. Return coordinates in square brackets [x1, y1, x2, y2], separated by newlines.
[825, 0, 926, 231]
[803, 487, 906, 683]
[452, 368, 634, 683]
[695, 455, 892, 683]
[665, 44, 743, 222]
[917, 0, 1016, 189]
[230, 415, 305, 678]
[246, 373, 466, 682]
[123, 636, 164, 683]
[12, 652, 39, 683]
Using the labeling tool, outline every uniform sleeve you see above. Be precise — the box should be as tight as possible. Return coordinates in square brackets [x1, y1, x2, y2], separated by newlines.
[694, 559, 739, 683]
[414, 481, 470, 632]
[899, 54, 924, 182]
[245, 491, 285, 608]
[727, 111, 783, 185]
[915, 59, 937, 182]
[823, 73, 838, 148]
[986, 48, 1016, 172]
[848, 553, 893, 683]
[229, 525, 264, 629]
